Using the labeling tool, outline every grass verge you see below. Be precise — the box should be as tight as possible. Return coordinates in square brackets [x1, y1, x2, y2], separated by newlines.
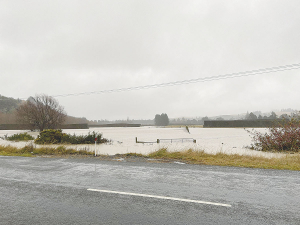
[0, 144, 94, 157]
[147, 148, 300, 171]
[1, 145, 299, 171]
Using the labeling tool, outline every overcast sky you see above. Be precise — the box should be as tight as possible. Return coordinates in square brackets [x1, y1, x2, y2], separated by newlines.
[1, 0, 300, 120]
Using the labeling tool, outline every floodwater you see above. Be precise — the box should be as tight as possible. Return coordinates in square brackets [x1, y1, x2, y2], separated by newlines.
[0, 127, 283, 158]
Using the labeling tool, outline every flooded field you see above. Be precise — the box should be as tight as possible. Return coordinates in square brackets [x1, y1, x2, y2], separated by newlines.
[0, 127, 283, 158]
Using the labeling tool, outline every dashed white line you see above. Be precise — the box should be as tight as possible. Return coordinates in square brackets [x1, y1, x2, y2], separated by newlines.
[87, 189, 232, 207]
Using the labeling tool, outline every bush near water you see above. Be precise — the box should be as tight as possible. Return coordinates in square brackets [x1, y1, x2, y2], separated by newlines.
[248, 118, 300, 152]
[4, 132, 35, 141]
[34, 129, 108, 144]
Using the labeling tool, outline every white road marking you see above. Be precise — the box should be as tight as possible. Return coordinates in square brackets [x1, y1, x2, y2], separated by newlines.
[87, 188, 232, 207]
[173, 161, 186, 164]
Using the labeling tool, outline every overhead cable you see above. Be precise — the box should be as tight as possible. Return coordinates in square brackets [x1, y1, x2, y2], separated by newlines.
[51, 62, 300, 98]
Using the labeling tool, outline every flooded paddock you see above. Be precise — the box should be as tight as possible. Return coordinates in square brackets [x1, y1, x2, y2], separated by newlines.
[0, 127, 283, 158]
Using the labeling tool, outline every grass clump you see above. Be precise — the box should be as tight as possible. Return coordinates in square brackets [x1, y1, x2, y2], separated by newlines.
[124, 153, 145, 157]
[4, 132, 35, 142]
[0, 144, 93, 156]
[148, 148, 300, 170]
[34, 129, 109, 144]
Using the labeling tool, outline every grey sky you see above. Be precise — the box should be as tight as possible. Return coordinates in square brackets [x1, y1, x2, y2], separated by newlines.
[1, 0, 300, 120]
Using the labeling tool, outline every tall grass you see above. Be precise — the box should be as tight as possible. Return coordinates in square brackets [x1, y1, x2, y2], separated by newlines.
[148, 148, 300, 170]
[1, 145, 299, 171]
[0, 144, 93, 156]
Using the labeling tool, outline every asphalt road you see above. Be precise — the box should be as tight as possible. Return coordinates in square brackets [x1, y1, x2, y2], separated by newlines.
[0, 156, 299, 225]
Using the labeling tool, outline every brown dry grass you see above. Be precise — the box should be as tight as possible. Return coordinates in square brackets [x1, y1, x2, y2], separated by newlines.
[0, 144, 93, 157]
[148, 148, 300, 170]
[1, 144, 299, 170]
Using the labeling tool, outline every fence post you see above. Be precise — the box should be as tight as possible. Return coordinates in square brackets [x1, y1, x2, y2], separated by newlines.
[95, 138, 97, 156]
[136, 137, 138, 143]
[157, 139, 160, 143]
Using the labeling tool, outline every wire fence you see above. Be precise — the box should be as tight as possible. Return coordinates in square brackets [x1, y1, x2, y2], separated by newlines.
[136, 137, 196, 144]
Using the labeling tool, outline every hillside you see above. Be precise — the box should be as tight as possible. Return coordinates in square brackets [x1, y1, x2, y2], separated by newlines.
[0, 94, 90, 125]
[0, 95, 22, 113]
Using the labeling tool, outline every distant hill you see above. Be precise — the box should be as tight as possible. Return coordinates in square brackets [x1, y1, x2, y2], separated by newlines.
[0, 94, 91, 125]
[0, 95, 22, 113]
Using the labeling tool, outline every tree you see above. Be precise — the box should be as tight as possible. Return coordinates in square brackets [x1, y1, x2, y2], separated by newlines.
[245, 112, 257, 120]
[244, 112, 250, 120]
[154, 114, 161, 125]
[201, 116, 209, 121]
[0, 95, 22, 113]
[268, 111, 277, 120]
[17, 94, 67, 131]
[279, 114, 290, 120]
[291, 111, 300, 120]
[154, 113, 169, 126]
[200, 116, 210, 125]
[249, 112, 258, 120]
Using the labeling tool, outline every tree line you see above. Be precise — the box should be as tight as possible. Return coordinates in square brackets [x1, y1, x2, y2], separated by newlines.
[1, 94, 298, 129]
[244, 111, 294, 120]
[154, 113, 169, 126]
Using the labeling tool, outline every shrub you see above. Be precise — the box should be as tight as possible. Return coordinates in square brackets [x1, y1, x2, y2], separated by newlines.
[5, 132, 35, 142]
[247, 118, 300, 152]
[35, 129, 64, 144]
[61, 131, 108, 144]
[34, 129, 109, 145]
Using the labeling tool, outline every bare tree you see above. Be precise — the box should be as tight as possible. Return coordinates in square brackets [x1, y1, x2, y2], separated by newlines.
[17, 94, 66, 131]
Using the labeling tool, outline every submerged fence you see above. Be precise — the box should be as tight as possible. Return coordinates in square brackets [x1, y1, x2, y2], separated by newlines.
[136, 137, 196, 144]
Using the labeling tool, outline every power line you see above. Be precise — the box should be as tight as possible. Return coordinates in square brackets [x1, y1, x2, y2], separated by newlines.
[50, 62, 300, 98]
[9, 62, 299, 101]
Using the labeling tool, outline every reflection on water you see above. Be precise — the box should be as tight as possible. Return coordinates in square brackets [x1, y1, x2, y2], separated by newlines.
[0, 127, 282, 158]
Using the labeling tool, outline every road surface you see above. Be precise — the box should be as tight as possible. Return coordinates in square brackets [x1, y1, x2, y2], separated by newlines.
[0, 156, 299, 224]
